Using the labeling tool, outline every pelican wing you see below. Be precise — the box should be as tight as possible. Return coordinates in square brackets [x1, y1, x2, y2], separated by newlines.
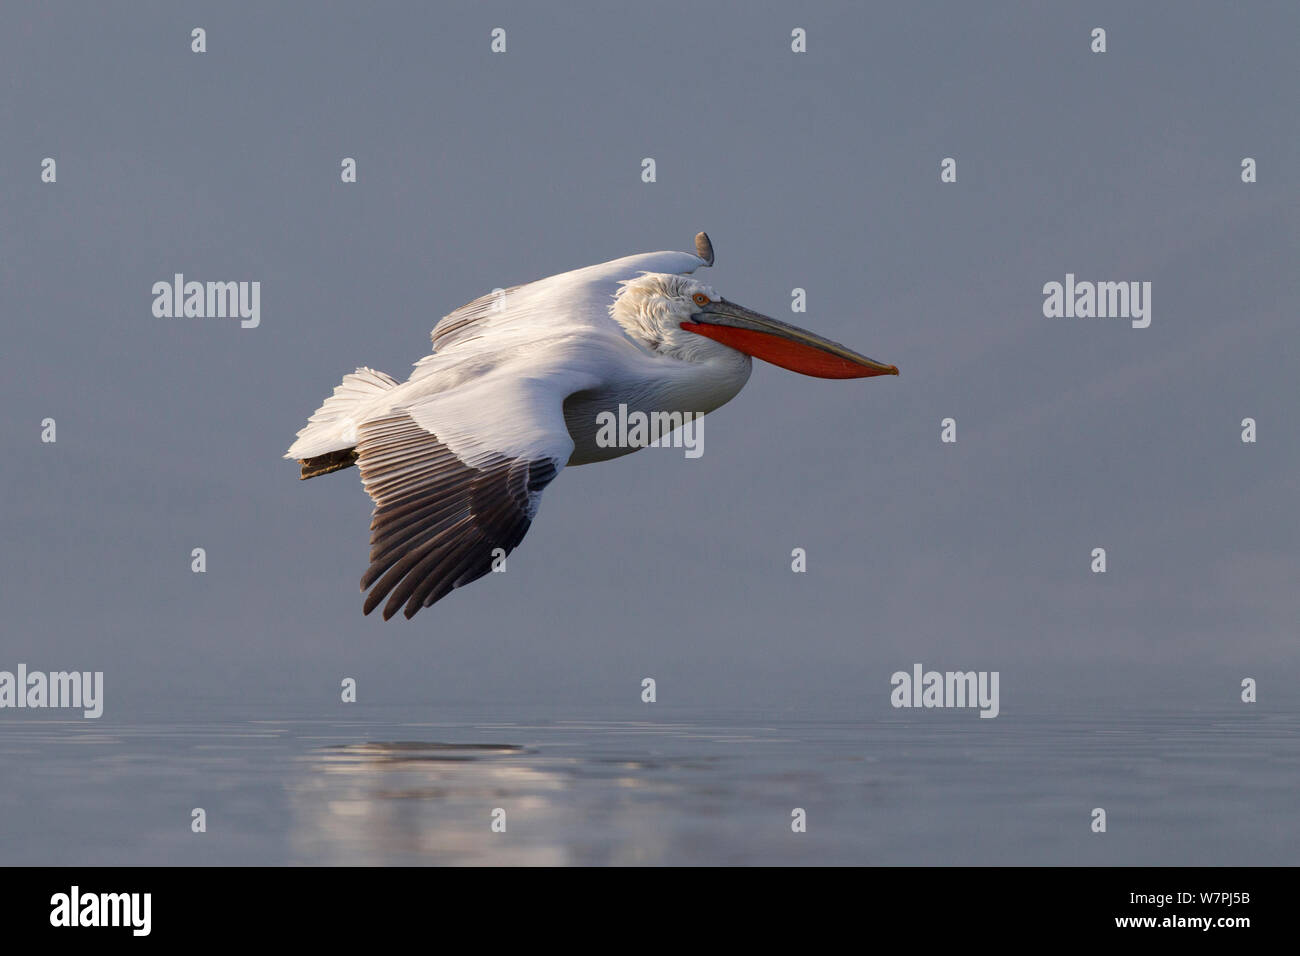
[356, 365, 596, 620]
[425, 247, 710, 357]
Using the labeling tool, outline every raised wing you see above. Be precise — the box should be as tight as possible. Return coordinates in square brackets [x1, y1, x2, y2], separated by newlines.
[423, 237, 713, 358]
[356, 364, 597, 620]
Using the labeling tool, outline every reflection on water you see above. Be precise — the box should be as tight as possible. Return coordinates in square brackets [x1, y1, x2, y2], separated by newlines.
[290, 742, 571, 865]
[1, 708, 1297, 865]
[287, 735, 743, 865]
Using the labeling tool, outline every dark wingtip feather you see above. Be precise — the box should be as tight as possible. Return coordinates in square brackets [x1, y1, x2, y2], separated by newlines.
[694, 231, 714, 266]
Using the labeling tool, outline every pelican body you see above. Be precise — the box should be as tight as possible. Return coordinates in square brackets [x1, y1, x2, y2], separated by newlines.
[287, 233, 897, 619]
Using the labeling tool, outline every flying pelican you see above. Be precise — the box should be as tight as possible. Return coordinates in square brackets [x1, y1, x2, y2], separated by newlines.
[287, 233, 897, 619]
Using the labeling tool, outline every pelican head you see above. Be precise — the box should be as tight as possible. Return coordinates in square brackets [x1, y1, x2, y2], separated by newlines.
[611, 272, 898, 379]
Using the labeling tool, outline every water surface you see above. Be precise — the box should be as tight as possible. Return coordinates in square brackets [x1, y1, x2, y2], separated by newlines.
[1, 705, 1294, 865]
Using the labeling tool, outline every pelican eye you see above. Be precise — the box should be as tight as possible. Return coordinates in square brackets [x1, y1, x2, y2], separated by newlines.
[691, 293, 711, 306]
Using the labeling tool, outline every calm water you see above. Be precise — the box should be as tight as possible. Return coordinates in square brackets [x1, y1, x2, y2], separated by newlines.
[1, 704, 1295, 865]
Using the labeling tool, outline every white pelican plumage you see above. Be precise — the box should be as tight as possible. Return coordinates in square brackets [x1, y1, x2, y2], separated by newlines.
[286, 233, 897, 619]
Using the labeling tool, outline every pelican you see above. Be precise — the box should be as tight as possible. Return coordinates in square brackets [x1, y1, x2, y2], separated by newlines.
[287, 233, 897, 619]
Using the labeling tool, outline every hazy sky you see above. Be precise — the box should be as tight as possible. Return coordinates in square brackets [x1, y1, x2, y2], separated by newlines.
[3, 1, 1296, 719]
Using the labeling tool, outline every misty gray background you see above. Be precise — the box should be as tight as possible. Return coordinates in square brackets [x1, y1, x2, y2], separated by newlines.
[2, 1, 1297, 722]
